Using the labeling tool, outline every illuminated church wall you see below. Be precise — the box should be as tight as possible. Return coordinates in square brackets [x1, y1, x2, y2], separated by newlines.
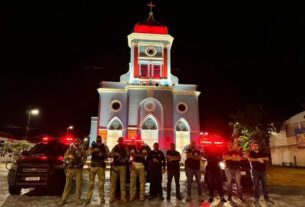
[91, 5, 201, 152]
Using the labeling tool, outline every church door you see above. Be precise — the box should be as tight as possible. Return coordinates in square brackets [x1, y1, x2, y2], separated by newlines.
[175, 119, 190, 153]
[107, 118, 123, 151]
[141, 116, 158, 149]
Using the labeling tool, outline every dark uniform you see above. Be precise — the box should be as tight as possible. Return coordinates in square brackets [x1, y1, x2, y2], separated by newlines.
[185, 147, 202, 201]
[224, 149, 242, 199]
[205, 153, 225, 201]
[146, 150, 165, 199]
[86, 142, 109, 204]
[110, 144, 130, 202]
[60, 143, 86, 205]
[249, 150, 270, 202]
[166, 149, 182, 200]
[129, 145, 148, 201]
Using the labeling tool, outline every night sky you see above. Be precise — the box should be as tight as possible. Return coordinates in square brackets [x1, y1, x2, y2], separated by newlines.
[1, 1, 305, 138]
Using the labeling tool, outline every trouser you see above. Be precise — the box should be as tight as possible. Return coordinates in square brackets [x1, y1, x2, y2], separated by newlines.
[130, 166, 146, 200]
[225, 168, 242, 197]
[149, 167, 163, 197]
[61, 168, 83, 203]
[87, 166, 105, 202]
[186, 168, 202, 198]
[252, 170, 269, 200]
[167, 169, 181, 197]
[110, 165, 127, 201]
[206, 168, 224, 197]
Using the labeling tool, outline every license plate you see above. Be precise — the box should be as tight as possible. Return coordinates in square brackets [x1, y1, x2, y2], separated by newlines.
[25, 177, 40, 181]
[240, 171, 246, 176]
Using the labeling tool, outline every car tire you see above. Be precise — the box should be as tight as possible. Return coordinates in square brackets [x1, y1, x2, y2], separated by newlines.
[8, 185, 21, 195]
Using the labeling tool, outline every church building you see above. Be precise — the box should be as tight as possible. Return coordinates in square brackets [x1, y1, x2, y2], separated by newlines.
[90, 4, 201, 152]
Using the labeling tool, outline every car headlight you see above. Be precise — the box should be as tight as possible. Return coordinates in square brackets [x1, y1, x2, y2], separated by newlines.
[219, 161, 225, 170]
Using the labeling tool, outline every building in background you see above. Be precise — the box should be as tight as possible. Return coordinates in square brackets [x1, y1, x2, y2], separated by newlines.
[270, 111, 305, 167]
[90, 5, 201, 152]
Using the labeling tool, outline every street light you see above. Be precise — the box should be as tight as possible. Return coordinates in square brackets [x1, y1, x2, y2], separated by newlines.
[66, 125, 74, 135]
[25, 109, 40, 139]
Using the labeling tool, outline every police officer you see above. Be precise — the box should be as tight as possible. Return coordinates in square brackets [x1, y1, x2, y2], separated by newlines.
[223, 141, 243, 201]
[248, 142, 272, 204]
[129, 141, 148, 201]
[146, 142, 165, 200]
[109, 137, 130, 203]
[85, 136, 109, 205]
[205, 146, 226, 203]
[166, 143, 182, 201]
[185, 141, 203, 202]
[59, 138, 86, 206]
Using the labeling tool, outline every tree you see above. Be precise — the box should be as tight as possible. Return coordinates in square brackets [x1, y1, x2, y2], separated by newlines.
[229, 104, 281, 153]
[8, 140, 33, 154]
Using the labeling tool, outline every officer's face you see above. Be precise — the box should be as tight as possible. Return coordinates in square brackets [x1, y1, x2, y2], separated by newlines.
[170, 144, 175, 150]
[153, 143, 159, 151]
[251, 143, 259, 151]
[118, 139, 124, 145]
[96, 137, 102, 143]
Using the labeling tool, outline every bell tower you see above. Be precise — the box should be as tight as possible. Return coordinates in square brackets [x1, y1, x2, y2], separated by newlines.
[120, 2, 178, 86]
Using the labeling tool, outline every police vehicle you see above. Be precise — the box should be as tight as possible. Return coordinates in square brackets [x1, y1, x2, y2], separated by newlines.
[7, 136, 73, 194]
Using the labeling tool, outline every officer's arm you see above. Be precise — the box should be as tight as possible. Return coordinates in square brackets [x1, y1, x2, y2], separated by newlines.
[248, 152, 260, 162]
[64, 147, 72, 160]
[146, 152, 152, 162]
[105, 145, 110, 159]
[162, 153, 166, 170]
[110, 146, 117, 157]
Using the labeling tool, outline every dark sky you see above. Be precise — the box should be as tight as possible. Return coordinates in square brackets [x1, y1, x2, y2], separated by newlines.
[1, 1, 305, 138]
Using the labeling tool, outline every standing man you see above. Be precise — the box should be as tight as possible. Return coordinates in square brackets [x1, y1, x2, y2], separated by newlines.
[166, 143, 182, 201]
[185, 141, 203, 202]
[223, 141, 243, 201]
[248, 142, 272, 204]
[146, 142, 166, 200]
[129, 141, 148, 201]
[205, 146, 226, 203]
[85, 135, 109, 205]
[109, 137, 130, 203]
[59, 138, 86, 206]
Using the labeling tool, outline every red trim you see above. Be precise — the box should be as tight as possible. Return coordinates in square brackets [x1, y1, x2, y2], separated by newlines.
[134, 25, 168, 34]
[163, 48, 168, 78]
[134, 46, 139, 77]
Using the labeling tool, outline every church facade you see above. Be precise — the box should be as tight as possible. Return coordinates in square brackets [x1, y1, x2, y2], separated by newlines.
[90, 8, 201, 152]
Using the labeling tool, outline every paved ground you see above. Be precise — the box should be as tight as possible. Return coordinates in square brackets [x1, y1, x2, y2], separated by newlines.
[1, 163, 305, 207]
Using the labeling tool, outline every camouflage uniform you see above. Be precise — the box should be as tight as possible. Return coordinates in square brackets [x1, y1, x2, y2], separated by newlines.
[60, 143, 86, 205]
[86, 142, 109, 204]
[109, 144, 130, 202]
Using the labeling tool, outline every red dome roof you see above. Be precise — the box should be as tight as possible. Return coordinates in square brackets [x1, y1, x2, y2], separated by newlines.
[134, 14, 168, 34]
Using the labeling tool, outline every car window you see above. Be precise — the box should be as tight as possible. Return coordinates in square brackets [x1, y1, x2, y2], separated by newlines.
[29, 142, 69, 156]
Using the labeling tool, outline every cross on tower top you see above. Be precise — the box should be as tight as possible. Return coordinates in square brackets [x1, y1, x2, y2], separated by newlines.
[147, 1, 155, 16]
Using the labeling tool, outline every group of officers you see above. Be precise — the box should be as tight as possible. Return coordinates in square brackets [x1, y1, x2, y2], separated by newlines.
[59, 136, 271, 206]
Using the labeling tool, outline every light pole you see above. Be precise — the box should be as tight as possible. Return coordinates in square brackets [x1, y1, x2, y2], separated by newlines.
[66, 125, 74, 135]
[25, 109, 39, 139]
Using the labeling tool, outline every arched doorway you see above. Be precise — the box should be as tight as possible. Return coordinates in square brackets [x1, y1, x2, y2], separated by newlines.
[175, 119, 190, 153]
[107, 117, 123, 151]
[141, 115, 158, 148]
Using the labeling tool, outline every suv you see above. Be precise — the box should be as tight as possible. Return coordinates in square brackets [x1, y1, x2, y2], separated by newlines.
[7, 139, 69, 195]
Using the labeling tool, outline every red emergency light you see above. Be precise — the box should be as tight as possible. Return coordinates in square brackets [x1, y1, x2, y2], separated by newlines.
[60, 136, 75, 145]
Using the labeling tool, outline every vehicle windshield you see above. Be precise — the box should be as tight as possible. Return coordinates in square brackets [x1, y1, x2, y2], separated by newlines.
[29, 142, 69, 156]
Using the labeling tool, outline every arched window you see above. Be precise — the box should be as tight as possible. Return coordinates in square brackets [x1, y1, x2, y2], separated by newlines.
[108, 119, 123, 130]
[142, 117, 158, 130]
[176, 120, 189, 131]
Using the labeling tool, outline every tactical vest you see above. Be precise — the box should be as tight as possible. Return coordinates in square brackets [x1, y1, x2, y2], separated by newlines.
[91, 143, 107, 168]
